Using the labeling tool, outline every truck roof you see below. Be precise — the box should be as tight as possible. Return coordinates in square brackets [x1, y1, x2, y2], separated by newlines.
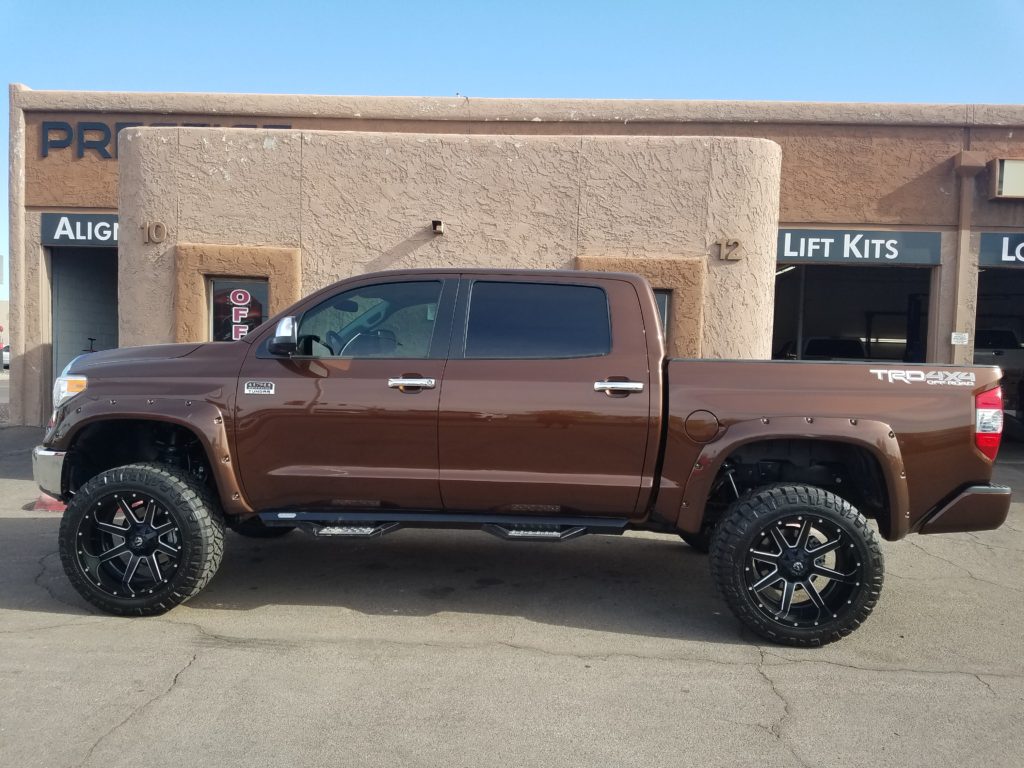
[339, 268, 651, 284]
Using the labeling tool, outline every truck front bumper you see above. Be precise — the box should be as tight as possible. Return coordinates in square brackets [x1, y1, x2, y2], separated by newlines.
[32, 446, 66, 499]
[919, 484, 1012, 535]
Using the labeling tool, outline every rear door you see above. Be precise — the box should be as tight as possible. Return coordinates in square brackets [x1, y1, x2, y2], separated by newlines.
[437, 275, 652, 516]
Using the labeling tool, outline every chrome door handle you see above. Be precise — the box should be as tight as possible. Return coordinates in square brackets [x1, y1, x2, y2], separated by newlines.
[594, 380, 644, 394]
[388, 377, 436, 389]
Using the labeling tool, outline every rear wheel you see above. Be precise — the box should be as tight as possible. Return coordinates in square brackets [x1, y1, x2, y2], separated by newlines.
[709, 484, 883, 647]
[58, 463, 225, 616]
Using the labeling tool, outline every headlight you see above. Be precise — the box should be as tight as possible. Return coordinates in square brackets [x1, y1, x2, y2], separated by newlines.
[53, 374, 88, 408]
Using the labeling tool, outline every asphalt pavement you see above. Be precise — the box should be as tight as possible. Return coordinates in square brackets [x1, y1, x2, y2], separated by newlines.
[1, 426, 1022, 768]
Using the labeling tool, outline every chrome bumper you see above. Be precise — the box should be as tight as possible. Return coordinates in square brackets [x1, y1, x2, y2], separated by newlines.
[32, 446, 66, 499]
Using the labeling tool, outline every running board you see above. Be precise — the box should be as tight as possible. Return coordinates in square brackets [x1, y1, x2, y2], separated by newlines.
[483, 523, 587, 541]
[258, 510, 629, 541]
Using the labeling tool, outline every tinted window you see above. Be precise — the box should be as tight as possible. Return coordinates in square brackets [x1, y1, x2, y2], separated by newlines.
[297, 281, 442, 358]
[465, 282, 610, 359]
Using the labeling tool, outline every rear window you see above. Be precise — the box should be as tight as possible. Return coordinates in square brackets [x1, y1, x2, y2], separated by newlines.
[465, 282, 611, 359]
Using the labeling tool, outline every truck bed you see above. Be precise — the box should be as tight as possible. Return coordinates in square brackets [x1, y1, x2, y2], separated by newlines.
[658, 359, 1003, 538]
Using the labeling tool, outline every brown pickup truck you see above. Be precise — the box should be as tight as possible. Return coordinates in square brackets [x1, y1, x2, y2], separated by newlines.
[33, 270, 1011, 646]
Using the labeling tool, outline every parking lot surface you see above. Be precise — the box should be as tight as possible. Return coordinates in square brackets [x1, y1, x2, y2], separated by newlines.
[1, 426, 1022, 768]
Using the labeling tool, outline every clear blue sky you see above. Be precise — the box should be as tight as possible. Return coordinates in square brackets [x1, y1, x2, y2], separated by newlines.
[3, 0, 1023, 301]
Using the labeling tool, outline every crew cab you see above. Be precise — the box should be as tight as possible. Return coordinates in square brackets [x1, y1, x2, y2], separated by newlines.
[33, 270, 1012, 646]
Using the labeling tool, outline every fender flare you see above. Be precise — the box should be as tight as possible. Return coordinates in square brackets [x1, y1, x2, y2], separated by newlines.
[676, 416, 911, 541]
[50, 395, 253, 516]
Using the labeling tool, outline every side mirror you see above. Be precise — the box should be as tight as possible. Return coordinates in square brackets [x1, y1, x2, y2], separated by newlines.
[268, 316, 298, 356]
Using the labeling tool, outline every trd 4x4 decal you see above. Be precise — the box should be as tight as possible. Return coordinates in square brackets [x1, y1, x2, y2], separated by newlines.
[869, 369, 976, 386]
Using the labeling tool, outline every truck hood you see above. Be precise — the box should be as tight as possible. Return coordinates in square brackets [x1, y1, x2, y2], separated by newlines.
[66, 343, 205, 374]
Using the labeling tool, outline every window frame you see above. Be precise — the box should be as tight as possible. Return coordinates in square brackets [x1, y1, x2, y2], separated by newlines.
[652, 288, 671, 338]
[256, 277, 458, 360]
[451, 278, 613, 361]
[207, 276, 270, 343]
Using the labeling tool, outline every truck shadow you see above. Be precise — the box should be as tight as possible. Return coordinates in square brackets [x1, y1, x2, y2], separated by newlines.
[7, 516, 745, 644]
[187, 528, 745, 643]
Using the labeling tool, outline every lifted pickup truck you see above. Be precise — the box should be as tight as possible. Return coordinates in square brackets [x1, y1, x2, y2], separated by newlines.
[34, 270, 1011, 646]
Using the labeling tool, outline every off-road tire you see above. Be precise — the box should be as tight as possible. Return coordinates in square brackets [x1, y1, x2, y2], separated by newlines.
[226, 515, 294, 538]
[709, 484, 884, 647]
[58, 463, 225, 616]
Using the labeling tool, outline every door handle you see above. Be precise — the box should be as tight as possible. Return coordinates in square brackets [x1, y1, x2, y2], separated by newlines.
[594, 380, 645, 395]
[388, 377, 436, 390]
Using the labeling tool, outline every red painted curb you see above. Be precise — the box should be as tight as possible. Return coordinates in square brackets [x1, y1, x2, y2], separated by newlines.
[33, 494, 66, 513]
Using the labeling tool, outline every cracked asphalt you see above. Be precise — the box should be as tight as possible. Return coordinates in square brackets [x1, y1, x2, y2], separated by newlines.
[1, 426, 1023, 767]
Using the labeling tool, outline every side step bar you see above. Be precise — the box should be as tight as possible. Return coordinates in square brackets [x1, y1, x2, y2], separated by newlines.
[483, 524, 587, 542]
[316, 523, 401, 538]
[258, 510, 629, 541]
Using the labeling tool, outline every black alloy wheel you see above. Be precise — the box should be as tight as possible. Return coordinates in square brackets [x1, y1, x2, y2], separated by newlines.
[59, 464, 224, 616]
[710, 484, 884, 646]
[76, 490, 182, 597]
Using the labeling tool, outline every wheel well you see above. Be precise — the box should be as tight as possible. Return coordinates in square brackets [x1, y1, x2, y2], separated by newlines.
[706, 439, 892, 538]
[65, 420, 216, 498]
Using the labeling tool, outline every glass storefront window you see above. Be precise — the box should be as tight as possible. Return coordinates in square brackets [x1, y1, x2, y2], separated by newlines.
[209, 278, 269, 341]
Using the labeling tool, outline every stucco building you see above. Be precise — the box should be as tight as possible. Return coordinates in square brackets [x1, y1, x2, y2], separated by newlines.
[8, 84, 1024, 426]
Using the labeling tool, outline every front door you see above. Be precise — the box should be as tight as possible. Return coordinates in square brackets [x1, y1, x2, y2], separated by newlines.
[438, 276, 652, 517]
[235, 277, 457, 511]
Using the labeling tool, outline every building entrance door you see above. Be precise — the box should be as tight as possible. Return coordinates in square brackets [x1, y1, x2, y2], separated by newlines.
[975, 268, 1024, 423]
[51, 248, 118, 380]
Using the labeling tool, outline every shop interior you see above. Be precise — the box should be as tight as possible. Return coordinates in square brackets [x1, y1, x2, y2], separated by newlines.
[50, 248, 119, 380]
[772, 264, 931, 363]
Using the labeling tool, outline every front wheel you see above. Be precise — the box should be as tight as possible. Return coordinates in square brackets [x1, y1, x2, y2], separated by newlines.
[709, 484, 883, 647]
[58, 463, 225, 616]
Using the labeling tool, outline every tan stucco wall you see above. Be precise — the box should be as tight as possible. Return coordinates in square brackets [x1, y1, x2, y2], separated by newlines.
[118, 128, 781, 358]
[21, 114, 1024, 231]
[9, 208, 52, 426]
[15, 86, 1024, 233]
[574, 256, 705, 358]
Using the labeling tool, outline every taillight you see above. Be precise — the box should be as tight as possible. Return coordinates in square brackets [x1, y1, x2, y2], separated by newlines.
[975, 386, 1003, 461]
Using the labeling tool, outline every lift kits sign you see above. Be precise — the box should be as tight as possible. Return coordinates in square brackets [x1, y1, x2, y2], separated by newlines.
[778, 230, 941, 265]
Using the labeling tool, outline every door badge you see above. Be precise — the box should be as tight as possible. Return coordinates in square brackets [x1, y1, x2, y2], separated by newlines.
[244, 381, 275, 395]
